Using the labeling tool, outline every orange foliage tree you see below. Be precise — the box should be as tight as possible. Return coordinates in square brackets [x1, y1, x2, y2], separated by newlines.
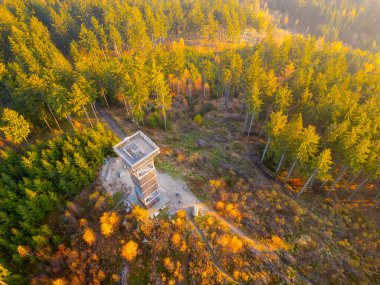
[82, 228, 96, 246]
[121, 240, 139, 261]
[100, 211, 121, 237]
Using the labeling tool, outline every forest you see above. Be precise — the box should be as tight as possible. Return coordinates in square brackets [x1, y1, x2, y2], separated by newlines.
[265, 0, 380, 52]
[0, 0, 379, 284]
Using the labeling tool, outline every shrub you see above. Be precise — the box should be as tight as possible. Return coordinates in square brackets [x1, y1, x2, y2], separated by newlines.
[193, 114, 203, 125]
[177, 153, 185, 162]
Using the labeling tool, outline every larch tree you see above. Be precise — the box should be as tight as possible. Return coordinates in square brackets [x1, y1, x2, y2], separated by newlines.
[199, 59, 214, 98]
[171, 39, 186, 97]
[244, 80, 262, 136]
[275, 113, 303, 175]
[298, 148, 333, 197]
[261, 111, 288, 163]
[68, 76, 96, 128]
[287, 125, 320, 181]
[274, 85, 293, 113]
[0, 108, 31, 144]
[149, 61, 171, 131]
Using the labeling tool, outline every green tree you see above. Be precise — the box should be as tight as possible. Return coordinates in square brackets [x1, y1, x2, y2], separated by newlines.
[244, 81, 262, 136]
[0, 108, 31, 144]
[298, 148, 333, 197]
[171, 39, 186, 96]
[199, 59, 214, 98]
[149, 61, 171, 131]
[261, 111, 288, 163]
[286, 125, 320, 181]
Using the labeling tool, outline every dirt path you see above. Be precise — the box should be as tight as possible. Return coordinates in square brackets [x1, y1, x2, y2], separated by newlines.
[97, 106, 126, 139]
[199, 205, 260, 248]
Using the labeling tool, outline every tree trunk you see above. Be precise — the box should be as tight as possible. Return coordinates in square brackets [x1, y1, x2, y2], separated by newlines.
[101, 89, 110, 108]
[275, 150, 286, 175]
[286, 159, 297, 181]
[122, 93, 130, 115]
[298, 170, 317, 197]
[259, 107, 271, 137]
[247, 115, 254, 137]
[261, 136, 271, 163]
[341, 170, 361, 195]
[83, 106, 93, 128]
[47, 103, 62, 131]
[114, 43, 121, 58]
[217, 68, 221, 98]
[224, 84, 229, 109]
[163, 110, 167, 132]
[243, 113, 248, 134]
[202, 80, 206, 98]
[66, 114, 74, 129]
[177, 77, 180, 96]
[309, 172, 316, 189]
[90, 102, 99, 123]
[328, 166, 348, 196]
[348, 177, 369, 201]
[318, 179, 327, 191]
[42, 114, 53, 132]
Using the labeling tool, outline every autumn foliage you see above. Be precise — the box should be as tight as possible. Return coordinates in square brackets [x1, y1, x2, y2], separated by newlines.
[82, 228, 96, 246]
[121, 240, 139, 261]
[100, 211, 120, 237]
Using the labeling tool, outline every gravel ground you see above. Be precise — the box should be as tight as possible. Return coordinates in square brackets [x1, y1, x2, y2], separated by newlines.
[101, 157, 200, 214]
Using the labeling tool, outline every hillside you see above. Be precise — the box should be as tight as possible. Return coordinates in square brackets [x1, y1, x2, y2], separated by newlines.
[0, 0, 379, 284]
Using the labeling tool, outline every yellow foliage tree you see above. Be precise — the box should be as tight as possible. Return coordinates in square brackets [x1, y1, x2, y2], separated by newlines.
[82, 228, 96, 246]
[100, 211, 120, 237]
[164, 257, 175, 272]
[176, 210, 186, 219]
[121, 240, 139, 261]
[17, 245, 30, 257]
[229, 236, 243, 253]
[171, 233, 181, 247]
[52, 278, 66, 285]
[215, 201, 225, 211]
[131, 206, 149, 222]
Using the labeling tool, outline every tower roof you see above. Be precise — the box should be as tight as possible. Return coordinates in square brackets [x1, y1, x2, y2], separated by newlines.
[113, 131, 160, 170]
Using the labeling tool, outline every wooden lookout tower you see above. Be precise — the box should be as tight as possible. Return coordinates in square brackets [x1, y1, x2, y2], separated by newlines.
[113, 131, 160, 209]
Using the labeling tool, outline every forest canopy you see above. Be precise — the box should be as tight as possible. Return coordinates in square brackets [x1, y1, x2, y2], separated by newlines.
[0, 124, 117, 283]
[0, 0, 379, 284]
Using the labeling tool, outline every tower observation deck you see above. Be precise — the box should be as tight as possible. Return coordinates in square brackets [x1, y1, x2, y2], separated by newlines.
[113, 131, 161, 209]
